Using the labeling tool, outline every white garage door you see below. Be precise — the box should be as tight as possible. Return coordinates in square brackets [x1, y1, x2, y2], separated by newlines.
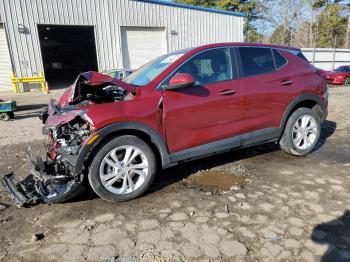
[121, 27, 167, 70]
[0, 24, 12, 91]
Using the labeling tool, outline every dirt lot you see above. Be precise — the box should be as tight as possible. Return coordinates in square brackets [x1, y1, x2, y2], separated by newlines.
[0, 87, 349, 262]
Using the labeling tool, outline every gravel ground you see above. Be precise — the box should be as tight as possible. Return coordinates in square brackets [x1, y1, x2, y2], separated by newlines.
[0, 86, 349, 262]
[0, 90, 62, 145]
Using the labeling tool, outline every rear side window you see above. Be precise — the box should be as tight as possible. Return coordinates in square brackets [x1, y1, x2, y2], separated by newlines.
[238, 47, 275, 77]
[272, 49, 287, 69]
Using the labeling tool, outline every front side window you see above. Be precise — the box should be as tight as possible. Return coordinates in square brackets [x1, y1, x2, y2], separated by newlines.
[238, 47, 275, 77]
[174, 48, 233, 86]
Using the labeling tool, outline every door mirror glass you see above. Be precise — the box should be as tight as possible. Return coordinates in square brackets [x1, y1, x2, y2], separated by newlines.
[163, 73, 195, 90]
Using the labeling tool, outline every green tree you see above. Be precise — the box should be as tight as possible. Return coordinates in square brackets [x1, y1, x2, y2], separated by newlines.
[216, 0, 257, 16]
[270, 25, 292, 45]
[313, 0, 350, 48]
[316, 4, 347, 48]
[247, 25, 264, 42]
[174, 0, 215, 8]
[175, 0, 257, 16]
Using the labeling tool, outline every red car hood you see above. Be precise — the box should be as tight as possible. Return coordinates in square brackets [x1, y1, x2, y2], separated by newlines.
[325, 71, 346, 78]
[58, 71, 137, 107]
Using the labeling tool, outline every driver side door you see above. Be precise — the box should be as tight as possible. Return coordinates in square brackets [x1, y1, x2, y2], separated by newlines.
[162, 47, 243, 154]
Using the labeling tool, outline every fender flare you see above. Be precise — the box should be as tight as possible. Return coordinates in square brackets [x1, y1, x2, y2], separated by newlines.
[279, 93, 327, 136]
[74, 122, 171, 174]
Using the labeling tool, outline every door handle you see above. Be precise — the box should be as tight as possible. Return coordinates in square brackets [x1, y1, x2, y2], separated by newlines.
[219, 89, 236, 96]
[280, 80, 294, 86]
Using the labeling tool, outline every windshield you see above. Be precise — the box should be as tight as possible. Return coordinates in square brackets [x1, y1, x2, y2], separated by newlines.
[123, 52, 187, 86]
[335, 66, 350, 72]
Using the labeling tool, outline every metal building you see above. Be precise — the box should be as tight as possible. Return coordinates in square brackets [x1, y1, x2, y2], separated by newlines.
[0, 0, 245, 91]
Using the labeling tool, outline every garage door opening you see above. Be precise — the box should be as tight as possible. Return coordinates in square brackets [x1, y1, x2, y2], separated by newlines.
[121, 27, 167, 70]
[38, 25, 98, 89]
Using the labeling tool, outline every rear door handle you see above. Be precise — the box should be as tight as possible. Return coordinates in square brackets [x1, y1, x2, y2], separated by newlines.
[219, 89, 236, 96]
[280, 80, 294, 86]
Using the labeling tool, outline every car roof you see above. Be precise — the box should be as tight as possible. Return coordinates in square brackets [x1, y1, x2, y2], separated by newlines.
[194, 42, 300, 51]
[170, 43, 301, 58]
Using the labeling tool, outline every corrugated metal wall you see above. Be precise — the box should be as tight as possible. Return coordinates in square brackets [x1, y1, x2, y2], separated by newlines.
[302, 48, 350, 71]
[0, 0, 244, 78]
[0, 23, 13, 90]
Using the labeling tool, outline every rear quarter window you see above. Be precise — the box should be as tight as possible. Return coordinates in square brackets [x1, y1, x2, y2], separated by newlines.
[272, 49, 288, 69]
[296, 51, 309, 62]
[238, 47, 275, 77]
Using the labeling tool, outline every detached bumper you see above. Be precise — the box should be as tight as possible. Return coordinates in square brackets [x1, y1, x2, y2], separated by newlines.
[0, 148, 85, 208]
[1, 173, 36, 207]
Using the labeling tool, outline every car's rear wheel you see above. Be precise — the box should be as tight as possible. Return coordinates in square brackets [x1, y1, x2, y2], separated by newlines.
[88, 135, 157, 202]
[280, 107, 321, 156]
[343, 77, 350, 85]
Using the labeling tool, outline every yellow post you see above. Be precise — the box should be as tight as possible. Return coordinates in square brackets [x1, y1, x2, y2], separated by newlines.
[11, 72, 19, 93]
[40, 71, 45, 93]
[10, 71, 48, 94]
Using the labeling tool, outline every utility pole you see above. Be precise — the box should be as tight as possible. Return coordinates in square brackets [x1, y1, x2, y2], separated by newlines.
[312, 17, 319, 66]
[332, 29, 337, 71]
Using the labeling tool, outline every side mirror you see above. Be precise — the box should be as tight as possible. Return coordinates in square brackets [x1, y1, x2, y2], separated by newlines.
[163, 73, 195, 90]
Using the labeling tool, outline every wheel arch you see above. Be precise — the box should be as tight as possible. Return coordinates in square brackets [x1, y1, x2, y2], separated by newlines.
[74, 122, 171, 175]
[279, 93, 326, 137]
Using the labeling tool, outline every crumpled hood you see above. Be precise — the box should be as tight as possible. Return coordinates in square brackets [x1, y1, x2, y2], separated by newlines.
[44, 99, 92, 128]
[58, 71, 137, 107]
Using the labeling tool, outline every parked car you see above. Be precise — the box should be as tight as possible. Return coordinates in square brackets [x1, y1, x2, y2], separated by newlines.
[101, 69, 133, 80]
[325, 65, 350, 85]
[2, 43, 328, 206]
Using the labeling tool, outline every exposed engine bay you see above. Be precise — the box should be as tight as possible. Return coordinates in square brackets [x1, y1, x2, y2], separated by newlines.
[1, 71, 135, 207]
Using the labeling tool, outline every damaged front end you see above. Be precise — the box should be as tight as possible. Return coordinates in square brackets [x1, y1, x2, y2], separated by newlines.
[1, 103, 91, 207]
[1, 71, 135, 207]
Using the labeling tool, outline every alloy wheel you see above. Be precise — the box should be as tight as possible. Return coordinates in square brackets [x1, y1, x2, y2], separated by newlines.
[99, 145, 149, 194]
[292, 115, 318, 150]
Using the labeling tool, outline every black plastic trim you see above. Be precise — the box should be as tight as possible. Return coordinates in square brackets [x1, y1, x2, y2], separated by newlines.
[171, 136, 241, 163]
[170, 127, 280, 164]
[279, 93, 327, 136]
[242, 127, 280, 145]
[74, 122, 171, 174]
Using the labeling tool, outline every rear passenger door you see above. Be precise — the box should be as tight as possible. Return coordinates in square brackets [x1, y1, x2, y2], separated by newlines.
[237, 47, 295, 138]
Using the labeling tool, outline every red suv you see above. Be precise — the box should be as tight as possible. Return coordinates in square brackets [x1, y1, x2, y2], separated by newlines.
[2, 43, 328, 206]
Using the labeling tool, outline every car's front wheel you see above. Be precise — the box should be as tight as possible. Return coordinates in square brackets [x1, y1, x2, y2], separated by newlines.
[88, 135, 157, 202]
[280, 107, 321, 156]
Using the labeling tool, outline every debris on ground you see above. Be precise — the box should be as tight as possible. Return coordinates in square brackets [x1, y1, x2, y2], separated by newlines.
[31, 233, 45, 242]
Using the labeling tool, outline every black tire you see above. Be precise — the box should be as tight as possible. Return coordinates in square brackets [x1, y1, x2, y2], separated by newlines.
[88, 135, 157, 202]
[0, 113, 10, 121]
[343, 77, 350, 86]
[280, 107, 321, 156]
